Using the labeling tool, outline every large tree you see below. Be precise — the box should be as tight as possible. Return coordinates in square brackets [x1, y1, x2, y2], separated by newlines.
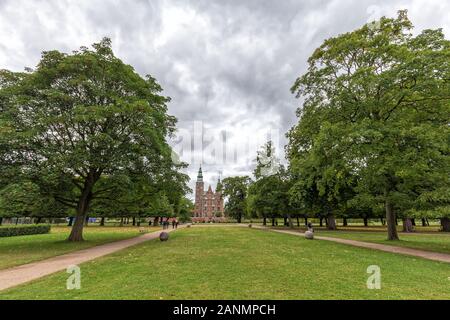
[0, 181, 67, 223]
[0, 38, 181, 241]
[288, 124, 356, 230]
[288, 11, 450, 239]
[222, 176, 251, 223]
[249, 141, 294, 227]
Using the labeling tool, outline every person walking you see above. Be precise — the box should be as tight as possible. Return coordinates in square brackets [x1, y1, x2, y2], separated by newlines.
[172, 218, 176, 229]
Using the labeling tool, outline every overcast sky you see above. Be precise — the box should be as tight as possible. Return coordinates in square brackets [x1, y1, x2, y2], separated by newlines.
[1, 0, 449, 196]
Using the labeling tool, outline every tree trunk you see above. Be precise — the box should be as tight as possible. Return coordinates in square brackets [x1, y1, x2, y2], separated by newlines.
[69, 215, 86, 242]
[327, 214, 337, 230]
[0, 217, 2, 226]
[283, 217, 288, 226]
[304, 217, 308, 226]
[441, 218, 450, 232]
[263, 217, 267, 226]
[411, 218, 416, 226]
[296, 217, 300, 227]
[153, 217, 160, 227]
[36, 217, 42, 224]
[68, 178, 95, 242]
[100, 217, 105, 226]
[132, 217, 136, 226]
[271, 218, 275, 227]
[120, 217, 124, 226]
[84, 216, 89, 226]
[385, 199, 399, 240]
[402, 218, 414, 233]
[68, 217, 74, 226]
[287, 214, 294, 229]
[137, 217, 141, 227]
[319, 217, 323, 227]
[380, 217, 385, 226]
[343, 217, 348, 227]
[421, 218, 427, 227]
[363, 217, 368, 227]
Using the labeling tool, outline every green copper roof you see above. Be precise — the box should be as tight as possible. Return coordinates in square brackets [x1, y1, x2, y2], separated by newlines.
[197, 166, 203, 181]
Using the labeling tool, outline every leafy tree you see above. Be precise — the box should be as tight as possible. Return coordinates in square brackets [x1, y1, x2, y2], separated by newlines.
[149, 192, 174, 219]
[178, 197, 194, 222]
[0, 182, 66, 222]
[408, 186, 450, 232]
[0, 38, 181, 241]
[248, 141, 295, 227]
[222, 176, 251, 223]
[90, 164, 189, 225]
[288, 124, 356, 230]
[288, 11, 450, 239]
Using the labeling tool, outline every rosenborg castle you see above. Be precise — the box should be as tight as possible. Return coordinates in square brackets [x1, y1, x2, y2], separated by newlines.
[192, 167, 225, 222]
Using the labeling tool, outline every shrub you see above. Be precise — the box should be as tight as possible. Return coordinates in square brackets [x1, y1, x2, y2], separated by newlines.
[0, 224, 51, 237]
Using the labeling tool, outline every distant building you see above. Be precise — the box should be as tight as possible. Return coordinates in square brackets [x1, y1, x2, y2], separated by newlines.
[193, 167, 224, 221]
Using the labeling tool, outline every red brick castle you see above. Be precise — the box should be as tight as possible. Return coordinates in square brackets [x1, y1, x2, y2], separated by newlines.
[192, 166, 225, 222]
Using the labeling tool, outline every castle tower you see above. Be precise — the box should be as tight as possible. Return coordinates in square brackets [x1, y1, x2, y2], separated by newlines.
[194, 166, 204, 217]
[193, 167, 225, 221]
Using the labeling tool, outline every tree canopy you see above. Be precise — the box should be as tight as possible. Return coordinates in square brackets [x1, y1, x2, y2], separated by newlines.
[222, 176, 252, 223]
[0, 38, 189, 241]
[287, 11, 450, 238]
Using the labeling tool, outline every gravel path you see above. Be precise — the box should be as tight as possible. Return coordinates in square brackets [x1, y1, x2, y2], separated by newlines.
[0, 227, 181, 292]
[264, 228, 450, 263]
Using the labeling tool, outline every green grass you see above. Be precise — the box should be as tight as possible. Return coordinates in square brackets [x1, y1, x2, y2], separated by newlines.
[2, 227, 449, 300]
[314, 230, 450, 254]
[270, 224, 442, 233]
[0, 226, 160, 270]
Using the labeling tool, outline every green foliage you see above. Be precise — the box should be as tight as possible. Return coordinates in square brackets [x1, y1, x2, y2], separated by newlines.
[287, 11, 450, 236]
[178, 197, 194, 222]
[0, 38, 189, 240]
[222, 176, 252, 223]
[148, 192, 174, 217]
[0, 182, 67, 218]
[248, 141, 295, 224]
[0, 224, 51, 238]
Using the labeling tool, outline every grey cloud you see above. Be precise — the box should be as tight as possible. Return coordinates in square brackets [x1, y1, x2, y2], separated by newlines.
[1, 0, 449, 197]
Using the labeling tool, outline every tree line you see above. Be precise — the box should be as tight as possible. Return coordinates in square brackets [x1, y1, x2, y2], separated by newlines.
[222, 12, 450, 240]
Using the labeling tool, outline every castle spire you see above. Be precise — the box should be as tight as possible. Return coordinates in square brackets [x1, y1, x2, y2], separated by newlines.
[197, 166, 203, 182]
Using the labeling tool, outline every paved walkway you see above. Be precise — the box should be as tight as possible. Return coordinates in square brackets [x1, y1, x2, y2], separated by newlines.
[0, 227, 181, 292]
[1, 225, 448, 293]
[261, 227, 450, 263]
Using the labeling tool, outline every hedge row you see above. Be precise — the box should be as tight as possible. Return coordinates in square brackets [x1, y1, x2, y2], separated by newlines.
[0, 224, 51, 237]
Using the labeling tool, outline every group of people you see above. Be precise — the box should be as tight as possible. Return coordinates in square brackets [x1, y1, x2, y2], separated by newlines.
[162, 217, 179, 230]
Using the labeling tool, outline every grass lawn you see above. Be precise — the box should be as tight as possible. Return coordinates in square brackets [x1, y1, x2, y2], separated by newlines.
[270, 225, 442, 233]
[1, 227, 449, 300]
[0, 226, 160, 270]
[314, 230, 450, 254]
[269, 225, 450, 254]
